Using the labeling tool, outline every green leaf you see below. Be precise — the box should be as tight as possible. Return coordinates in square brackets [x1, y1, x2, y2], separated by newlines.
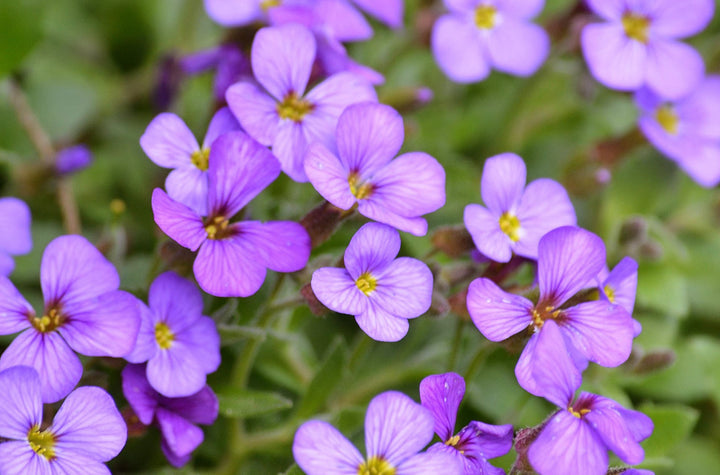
[216, 388, 292, 419]
[294, 336, 348, 419]
[636, 263, 688, 319]
[638, 403, 699, 458]
[0, 0, 47, 77]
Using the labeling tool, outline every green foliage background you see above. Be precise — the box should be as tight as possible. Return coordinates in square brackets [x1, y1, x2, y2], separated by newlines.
[1, 0, 720, 473]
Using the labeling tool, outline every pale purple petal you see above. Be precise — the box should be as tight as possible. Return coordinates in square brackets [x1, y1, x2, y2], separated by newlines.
[487, 18, 549, 76]
[49, 455, 110, 475]
[52, 386, 126, 461]
[58, 290, 141, 357]
[561, 300, 634, 367]
[678, 76, 720, 139]
[304, 142, 356, 210]
[226, 82, 280, 146]
[537, 227, 606, 306]
[371, 257, 433, 319]
[432, 14, 490, 83]
[581, 23, 646, 91]
[41, 235, 119, 307]
[365, 391, 435, 465]
[496, 0, 545, 19]
[235, 221, 310, 273]
[0, 442, 44, 475]
[293, 420, 363, 475]
[675, 143, 720, 188]
[466, 277, 533, 341]
[121, 364, 159, 425]
[0, 366, 42, 439]
[357, 200, 429, 236]
[165, 166, 208, 216]
[526, 320, 580, 405]
[123, 303, 157, 364]
[194, 236, 267, 298]
[427, 443, 482, 475]
[336, 102, 404, 175]
[156, 407, 204, 457]
[314, 0, 373, 42]
[161, 385, 219, 425]
[344, 222, 401, 278]
[0, 197, 32, 256]
[459, 420, 514, 459]
[355, 303, 410, 342]
[397, 450, 463, 475]
[203, 0, 261, 26]
[149, 271, 203, 330]
[615, 405, 654, 443]
[252, 24, 316, 100]
[273, 120, 310, 182]
[463, 204, 512, 263]
[0, 252, 14, 276]
[140, 113, 199, 168]
[602, 256, 638, 314]
[584, 397, 651, 465]
[419, 372, 465, 441]
[0, 277, 33, 335]
[585, 0, 624, 20]
[514, 332, 540, 396]
[315, 34, 385, 85]
[651, 0, 714, 38]
[352, 0, 403, 28]
[162, 438, 192, 467]
[442, 0, 477, 14]
[207, 132, 281, 217]
[0, 330, 82, 403]
[202, 107, 241, 148]
[528, 411, 608, 475]
[311, 267, 368, 316]
[481, 153, 526, 214]
[644, 39, 704, 100]
[151, 189, 206, 251]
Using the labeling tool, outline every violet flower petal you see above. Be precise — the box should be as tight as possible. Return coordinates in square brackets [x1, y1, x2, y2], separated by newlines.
[481, 153, 526, 214]
[487, 18, 549, 76]
[602, 256, 638, 314]
[585, 0, 623, 20]
[372, 257, 433, 319]
[0, 366, 42, 439]
[203, 0, 261, 27]
[352, 0, 403, 28]
[226, 82, 280, 146]
[161, 385, 219, 426]
[151, 189, 206, 251]
[344, 222, 400, 278]
[464, 204, 512, 263]
[293, 420, 364, 475]
[526, 320, 580, 405]
[194, 237, 267, 298]
[0, 277, 33, 335]
[314, 34, 385, 85]
[314, 0, 373, 42]
[50, 455, 110, 475]
[357, 200, 429, 237]
[584, 397, 650, 465]
[272, 120, 310, 181]
[202, 107, 241, 149]
[234, 221, 310, 273]
[0, 197, 31, 258]
[149, 271, 203, 329]
[460, 420, 514, 460]
[581, 23, 646, 91]
[355, 303, 410, 342]
[304, 142, 356, 210]
[124, 303, 157, 364]
[0, 442, 43, 475]
[311, 267, 368, 315]
[140, 113, 199, 169]
[165, 166, 208, 217]
[161, 438, 192, 468]
[651, 0, 715, 38]
[156, 407, 204, 457]
[645, 38, 704, 100]
[419, 372, 465, 441]
[396, 450, 462, 475]
[466, 277, 533, 341]
[495, 0, 545, 19]
[432, 15, 490, 83]
[121, 364, 159, 425]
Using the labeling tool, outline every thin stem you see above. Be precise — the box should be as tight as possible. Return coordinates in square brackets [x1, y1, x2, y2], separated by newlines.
[464, 341, 495, 381]
[448, 318, 466, 372]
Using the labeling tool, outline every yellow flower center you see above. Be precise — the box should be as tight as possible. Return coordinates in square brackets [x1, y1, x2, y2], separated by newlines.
[31, 307, 63, 333]
[474, 5, 497, 30]
[568, 406, 591, 418]
[277, 92, 314, 122]
[28, 425, 57, 461]
[622, 13, 650, 43]
[356, 271, 378, 296]
[260, 0, 280, 10]
[499, 212, 521, 242]
[357, 456, 396, 475]
[205, 215, 230, 240]
[154, 322, 175, 350]
[531, 306, 561, 329]
[348, 172, 373, 200]
[191, 148, 210, 171]
[603, 285, 616, 303]
[655, 105, 679, 135]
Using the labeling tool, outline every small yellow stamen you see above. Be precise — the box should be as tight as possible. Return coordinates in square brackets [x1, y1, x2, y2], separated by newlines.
[28, 425, 57, 461]
[356, 272, 378, 296]
[205, 215, 230, 240]
[445, 434, 461, 447]
[260, 0, 280, 10]
[348, 172, 373, 200]
[499, 212, 521, 242]
[31, 308, 63, 333]
[531, 306, 561, 329]
[568, 407, 591, 418]
[603, 285, 616, 304]
[357, 456, 396, 475]
[622, 13, 650, 43]
[154, 322, 175, 350]
[474, 5, 497, 30]
[277, 92, 314, 122]
[655, 105, 679, 135]
[191, 148, 210, 171]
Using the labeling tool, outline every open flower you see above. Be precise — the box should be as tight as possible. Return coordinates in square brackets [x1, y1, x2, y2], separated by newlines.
[226, 23, 377, 182]
[0, 197, 32, 276]
[464, 153, 575, 263]
[0, 366, 126, 474]
[293, 390, 463, 475]
[527, 321, 653, 475]
[311, 223, 433, 341]
[305, 102, 445, 236]
[152, 131, 311, 297]
[125, 272, 220, 398]
[0, 235, 140, 403]
[420, 372, 513, 474]
[582, 0, 714, 99]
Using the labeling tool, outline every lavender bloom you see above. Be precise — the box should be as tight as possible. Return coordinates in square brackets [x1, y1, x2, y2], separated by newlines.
[527, 321, 653, 475]
[55, 145, 93, 175]
[314, 32, 385, 85]
[293, 390, 463, 475]
[122, 363, 218, 468]
[432, 0, 550, 83]
[0, 197, 32, 276]
[226, 24, 377, 182]
[349, 0, 403, 29]
[203, 0, 274, 27]
[464, 153, 576, 263]
[311, 223, 433, 341]
[636, 76, 720, 187]
[305, 102, 445, 236]
[125, 272, 220, 398]
[598, 256, 641, 336]
[141, 107, 241, 215]
[582, 0, 714, 100]
[0, 235, 140, 403]
[466, 227, 635, 396]
[152, 131, 311, 297]
[419, 372, 513, 474]
[180, 45, 251, 100]
[0, 366, 126, 474]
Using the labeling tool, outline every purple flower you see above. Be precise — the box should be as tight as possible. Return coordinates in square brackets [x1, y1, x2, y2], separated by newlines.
[180, 45, 251, 101]
[293, 390, 463, 475]
[432, 0, 550, 83]
[466, 226, 635, 395]
[419, 372, 513, 474]
[152, 131, 311, 297]
[55, 145, 93, 175]
[635, 76, 720, 187]
[464, 153, 576, 263]
[125, 272, 220, 398]
[598, 256, 641, 336]
[0, 197, 32, 276]
[314, 32, 384, 85]
[226, 24, 377, 182]
[140, 107, 241, 215]
[311, 223, 433, 341]
[0, 235, 140, 403]
[203, 0, 275, 27]
[349, 0, 403, 29]
[305, 102, 446, 236]
[582, 0, 714, 99]
[0, 366, 126, 474]
[122, 363, 218, 468]
[526, 320, 653, 475]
